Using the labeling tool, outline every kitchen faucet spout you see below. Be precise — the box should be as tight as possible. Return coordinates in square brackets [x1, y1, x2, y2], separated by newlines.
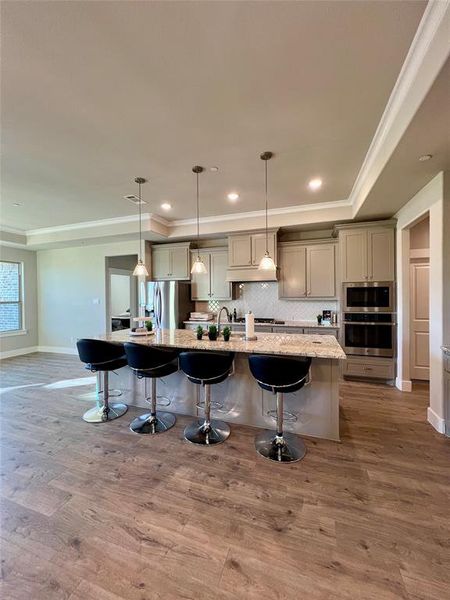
[217, 307, 230, 335]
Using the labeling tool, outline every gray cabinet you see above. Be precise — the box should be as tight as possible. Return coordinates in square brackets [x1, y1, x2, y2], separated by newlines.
[228, 231, 277, 268]
[152, 244, 190, 280]
[279, 242, 336, 299]
[342, 356, 395, 380]
[339, 226, 394, 282]
[190, 249, 232, 301]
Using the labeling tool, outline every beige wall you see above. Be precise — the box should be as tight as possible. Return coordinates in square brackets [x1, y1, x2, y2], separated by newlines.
[395, 171, 449, 434]
[0, 245, 38, 357]
[37, 240, 140, 351]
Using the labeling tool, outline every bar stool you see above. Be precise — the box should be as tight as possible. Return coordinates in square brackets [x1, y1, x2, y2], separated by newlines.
[248, 354, 311, 463]
[76, 339, 128, 423]
[124, 342, 178, 434]
[179, 351, 234, 445]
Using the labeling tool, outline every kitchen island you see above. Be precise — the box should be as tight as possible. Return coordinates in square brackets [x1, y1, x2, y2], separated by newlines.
[99, 329, 346, 441]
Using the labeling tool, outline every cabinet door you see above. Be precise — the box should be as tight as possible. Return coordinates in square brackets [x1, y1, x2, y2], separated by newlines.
[251, 232, 276, 266]
[190, 252, 210, 300]
[210, 251, 232, 300]
[306, 244, 336, 297]
[228, 235, 252, 267]
[367, 228, 394, 281]
[306, 328, 338, 339]
[152, 248, 171, 279]
[278, 245, 306, 298]
[340, 230, 368, 282]
[170, 247, 190, 279]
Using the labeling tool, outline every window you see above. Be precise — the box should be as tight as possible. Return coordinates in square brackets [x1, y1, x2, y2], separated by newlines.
[0, 261, 23, 333]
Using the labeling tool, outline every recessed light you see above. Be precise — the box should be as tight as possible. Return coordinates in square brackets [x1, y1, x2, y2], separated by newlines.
[13, 203, 21, 207]
[210, 166, 219, 172]
[419, 154, 432, 162]
[161, 203, 172, 211]
[308, 178, 322, 191]
[227, 192, 239, 201]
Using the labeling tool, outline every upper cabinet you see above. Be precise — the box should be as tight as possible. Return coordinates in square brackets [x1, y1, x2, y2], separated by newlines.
[338, 224, 395, 282]
[279, 242, 336, 299]
[151, 243, 190, 280]
[191, 248, 233, 301]
[228, 231, 277, 268]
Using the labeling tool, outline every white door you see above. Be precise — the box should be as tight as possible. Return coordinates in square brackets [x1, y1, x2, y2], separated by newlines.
[410, 261, 429, 380]
[210, 251, 232, 300]
[306, 244, 335, 297]
[190, 252, 210, 300]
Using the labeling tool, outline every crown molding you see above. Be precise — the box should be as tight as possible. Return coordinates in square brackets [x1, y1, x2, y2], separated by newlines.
[350, 0, 450, 217]
[26, 213, 149, 236]
[171, 199, 351, 227]
[0, 225, 27, 235]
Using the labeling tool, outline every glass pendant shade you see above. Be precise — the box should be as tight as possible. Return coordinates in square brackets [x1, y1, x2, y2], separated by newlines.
[191, 256, 207, 274]
[133, 259, 149, 277]
[258, 251, 276, 271]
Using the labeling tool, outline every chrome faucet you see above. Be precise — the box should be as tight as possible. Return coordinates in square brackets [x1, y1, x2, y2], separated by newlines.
[216, 306, 230, 335]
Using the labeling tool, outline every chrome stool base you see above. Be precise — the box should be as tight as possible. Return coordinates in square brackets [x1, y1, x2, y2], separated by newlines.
[79, 388, 123, 401]
[266, 409, 297, 423]
[184, 419, 230, 445]
[130, 411, 176, 434]
[255, 430, 306, 463]
[82, 402, 128, 423]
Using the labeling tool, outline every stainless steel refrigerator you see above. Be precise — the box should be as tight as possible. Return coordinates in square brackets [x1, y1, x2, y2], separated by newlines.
[144, 281, 194, 329]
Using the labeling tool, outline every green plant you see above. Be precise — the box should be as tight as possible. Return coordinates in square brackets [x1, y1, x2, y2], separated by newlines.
[316, 314, 323, 324]
[145, 320, 153, 332]
[208, 324, 218, 341]
[222, 326, 231, 341]
[196, 325, 204, 336]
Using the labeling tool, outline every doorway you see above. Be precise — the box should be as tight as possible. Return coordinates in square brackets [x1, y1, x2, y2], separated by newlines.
[409, 216, 430, 381]
[105, 255, 138, 332]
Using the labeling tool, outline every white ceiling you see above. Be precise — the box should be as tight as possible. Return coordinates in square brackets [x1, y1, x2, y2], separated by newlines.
[1, 0, 427, 231]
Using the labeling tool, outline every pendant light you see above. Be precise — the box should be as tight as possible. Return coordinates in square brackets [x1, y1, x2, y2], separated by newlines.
[191, 165, 207, 274]
[258, 151, 276, 271]
[132, 177, 149, 277]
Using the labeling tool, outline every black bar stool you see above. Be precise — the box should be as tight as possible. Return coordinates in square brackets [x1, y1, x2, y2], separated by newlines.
[124, 342, 178, 434]
[248, 354, 311, 463]
[179, 351, 234, 445]
[76, 339, 128, 423]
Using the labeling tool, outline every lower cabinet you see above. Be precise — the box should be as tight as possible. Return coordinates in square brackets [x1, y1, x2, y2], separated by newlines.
[342, 356, 395, 380]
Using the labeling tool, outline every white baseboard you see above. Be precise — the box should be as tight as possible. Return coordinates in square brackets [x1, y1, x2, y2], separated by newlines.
[38, 346, 78, 355]
[427, 407, 446, 434]
[395, 377, 412, 392]
[0, 346, 39, 360]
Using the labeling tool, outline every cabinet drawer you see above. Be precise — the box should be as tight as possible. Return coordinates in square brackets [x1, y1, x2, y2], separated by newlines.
[343, 357, 394, 379]
[272, 326, 304, 334]
[306, 328, 338, 338]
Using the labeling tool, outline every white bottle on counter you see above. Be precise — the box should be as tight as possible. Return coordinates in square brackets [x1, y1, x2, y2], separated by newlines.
[245, 311, 255, 339]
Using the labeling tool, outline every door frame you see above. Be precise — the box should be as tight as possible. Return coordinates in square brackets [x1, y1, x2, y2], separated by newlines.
[105, 267, 137, 333]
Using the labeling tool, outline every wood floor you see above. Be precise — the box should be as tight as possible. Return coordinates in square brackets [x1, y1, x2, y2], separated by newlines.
[0, 353, 449, 600]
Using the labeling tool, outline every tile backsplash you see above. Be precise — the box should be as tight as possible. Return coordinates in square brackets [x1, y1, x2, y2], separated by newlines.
[196, 282, 338, 321]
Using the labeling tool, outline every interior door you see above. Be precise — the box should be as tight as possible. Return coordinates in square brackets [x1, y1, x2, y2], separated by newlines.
[410, 261, 430, 380]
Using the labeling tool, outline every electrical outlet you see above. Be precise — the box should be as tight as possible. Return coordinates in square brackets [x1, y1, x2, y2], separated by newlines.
[92, 298, 100, 305]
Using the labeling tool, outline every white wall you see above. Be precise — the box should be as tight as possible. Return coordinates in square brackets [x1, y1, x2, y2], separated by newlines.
[0, 245, 39, 358]
[395, 171, 448, 433]
[37, 240, 140, 352]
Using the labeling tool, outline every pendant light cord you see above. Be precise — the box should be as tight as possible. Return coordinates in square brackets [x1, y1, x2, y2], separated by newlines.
[196, 171, 200, 252]
[265, 158, 268, 253]
[138, 180, 142, 262]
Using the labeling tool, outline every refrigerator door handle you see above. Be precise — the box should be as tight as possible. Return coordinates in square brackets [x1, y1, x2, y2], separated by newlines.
[156, 285, 162, 329]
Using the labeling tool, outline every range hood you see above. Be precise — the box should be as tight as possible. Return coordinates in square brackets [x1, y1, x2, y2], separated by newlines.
[226, 268, 278, 282]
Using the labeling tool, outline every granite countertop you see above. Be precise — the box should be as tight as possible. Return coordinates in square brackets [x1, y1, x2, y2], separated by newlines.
[184, 319, 340, 329]
[103, 328, 346, 360]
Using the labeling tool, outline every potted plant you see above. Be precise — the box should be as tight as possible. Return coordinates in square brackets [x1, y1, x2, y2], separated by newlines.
[196, 325, 204, 340]
[222, 325, 231, 342]
[316, 314, 323, 325]
[145, 320, 153, 332]
[208, 324, 218, 341]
